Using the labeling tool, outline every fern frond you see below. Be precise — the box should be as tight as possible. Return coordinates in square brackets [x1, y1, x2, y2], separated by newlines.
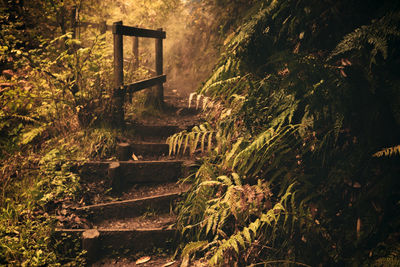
[181, 241, 209, 257]
[330, 11, 400, 66]
[232, 125, 299, 176]
[373, 145, 400, 157]
[19, 124, 48, 145]
[167, 123, 215, 155]
[208, 199, 289, 266]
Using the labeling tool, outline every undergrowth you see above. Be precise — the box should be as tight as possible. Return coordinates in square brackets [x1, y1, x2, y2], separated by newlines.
[0, 127, 119, 265]
[169, 0, 400, 266]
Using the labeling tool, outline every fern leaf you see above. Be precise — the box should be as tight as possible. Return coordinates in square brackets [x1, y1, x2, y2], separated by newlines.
[20, 125, 47, 145]
[230, 238, 239, 254]
[198, 181, 222, 188]
[224, 138, 244, 167]
[249, 219, 260, 235]
[181, 241, 208, 257]
[206, 213, 214, 235]
[231, 173, 242, 186]
[208, 132, 213, 152]
[188, 92, 196, 108]
[235, 233, 245, 249]
[373, 145, 400, 157]
[217, 175, 233, 186]
[243, 227, 252, 243]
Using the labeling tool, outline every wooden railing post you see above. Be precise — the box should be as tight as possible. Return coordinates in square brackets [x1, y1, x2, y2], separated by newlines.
[155, 28, 164, 103]
[71, 5, 77, 39]
[100, 21, 107, 35]
[112, 21, 125, 127]
[133, 26, 139, 70]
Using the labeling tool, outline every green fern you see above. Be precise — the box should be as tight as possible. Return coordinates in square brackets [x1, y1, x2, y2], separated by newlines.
[19, 124, 48, 145]
[181, 240, 209, 258]
[232, 124, 299, 177]
[330, 11, 400, 67]
[209, 185, 293, 266]
[373, 145, 400, 157]
[167, 122, 215, 155]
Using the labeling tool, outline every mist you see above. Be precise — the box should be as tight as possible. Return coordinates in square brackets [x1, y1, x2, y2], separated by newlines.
[83, 0, 221, 97]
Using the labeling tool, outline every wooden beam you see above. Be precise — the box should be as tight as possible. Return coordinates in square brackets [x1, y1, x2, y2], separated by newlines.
[112, 24, 166, 39]
[113, 21, 123, 88]
[112, 21, 125, 127]
[124, 75, 166, 93]
[155, 28, 164, 102]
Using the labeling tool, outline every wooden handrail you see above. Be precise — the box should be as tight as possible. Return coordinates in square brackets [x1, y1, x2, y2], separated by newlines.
[111, 21, 166, 127]
[124, 75, 166, 93]
[112, 24, 166, 39]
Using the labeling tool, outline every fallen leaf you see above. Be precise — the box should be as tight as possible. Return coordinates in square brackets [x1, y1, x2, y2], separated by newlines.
[2, 69, 15, 77]
[163, 261, 176, 267]
[74, 216, 82, 224]
[136, 256, 151, 264]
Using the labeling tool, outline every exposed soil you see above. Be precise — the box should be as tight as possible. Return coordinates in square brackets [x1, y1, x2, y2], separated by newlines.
[126, 92, 203, 129]
[119, 182, 190, 202]
[96, 213, 176, 230]
[81, 181, 191, 207]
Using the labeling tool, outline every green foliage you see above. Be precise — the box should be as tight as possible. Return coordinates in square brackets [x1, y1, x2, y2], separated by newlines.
[330, 12, 400, 67]
[176, 0, 400, 266]
[167, 122, 215, 155]
[0, 142, 85, 265]
[0, 124, 119, 265]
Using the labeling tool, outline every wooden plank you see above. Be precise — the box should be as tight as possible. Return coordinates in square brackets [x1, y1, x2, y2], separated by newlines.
[124, 75, 166, 93]
[113, 24, 166, 39]
[54, 228, 177, 255]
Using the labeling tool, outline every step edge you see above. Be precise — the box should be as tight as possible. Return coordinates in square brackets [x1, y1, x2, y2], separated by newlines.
[55, 228, 177, 233]
[84, 160, 184, 164]
[76, 191, 184, 211]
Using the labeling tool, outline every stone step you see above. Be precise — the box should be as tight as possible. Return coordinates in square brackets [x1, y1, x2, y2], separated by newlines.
[116, 142, 169, 160]
[79, 160, 184, 186]
[128, 124, 181, 139]
[95, 213, 176, 230]
[79, 181, 191, 207]
[55, 228, 177, 262]
[76, 192, 183, 222]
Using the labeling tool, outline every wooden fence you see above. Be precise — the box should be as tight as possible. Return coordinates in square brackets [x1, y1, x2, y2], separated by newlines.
[112, 21, 166, 127]
[79, 20, 166, 127]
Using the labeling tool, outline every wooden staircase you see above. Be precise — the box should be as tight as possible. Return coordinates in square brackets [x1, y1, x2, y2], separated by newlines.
[55, 94, 199, 266]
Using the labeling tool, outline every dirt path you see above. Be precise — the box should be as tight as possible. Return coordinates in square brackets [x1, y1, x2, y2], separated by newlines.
[56, 92, 202, 266]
